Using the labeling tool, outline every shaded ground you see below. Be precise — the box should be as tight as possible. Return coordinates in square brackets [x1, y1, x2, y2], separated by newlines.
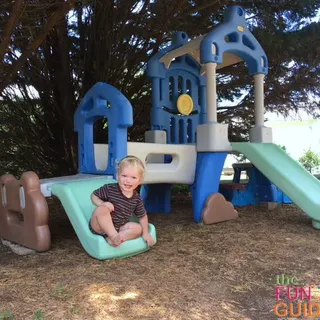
[1, 195, 320, 320]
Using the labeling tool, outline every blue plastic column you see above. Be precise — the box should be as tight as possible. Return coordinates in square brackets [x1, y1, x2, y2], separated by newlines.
[191, 153, 227, 223]
[254, 168, 278, 202]
[141, 155, 172, 214]
[232, 166, 259, 206]
[140, 184, 171, 214]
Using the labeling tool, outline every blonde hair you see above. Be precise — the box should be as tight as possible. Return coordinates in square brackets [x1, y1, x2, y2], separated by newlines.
[117, 155, 145, 179]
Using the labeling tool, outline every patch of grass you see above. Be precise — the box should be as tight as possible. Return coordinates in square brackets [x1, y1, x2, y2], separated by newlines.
[231, 284, 253, 293]
[51, 283, 72, 299]
[34, 310, 45, 320]
[0, 312, 15, 320]
[172, 184, 190, 195]
[70, 307, 81, 314]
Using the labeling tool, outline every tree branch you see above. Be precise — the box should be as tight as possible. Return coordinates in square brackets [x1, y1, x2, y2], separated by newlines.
[181, 0, 226, 17]
[0, 0, 77, 94]
[0, 0, 24, 62]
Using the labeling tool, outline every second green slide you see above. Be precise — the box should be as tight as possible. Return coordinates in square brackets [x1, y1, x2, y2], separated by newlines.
[232, 143, 320, 228]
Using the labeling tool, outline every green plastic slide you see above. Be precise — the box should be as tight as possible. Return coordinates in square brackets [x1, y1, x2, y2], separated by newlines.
[50, 178, 156, 260]
[232, 143, 320, 228]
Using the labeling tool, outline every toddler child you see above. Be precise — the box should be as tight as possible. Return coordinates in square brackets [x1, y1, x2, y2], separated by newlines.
[89, 155, 155, 248]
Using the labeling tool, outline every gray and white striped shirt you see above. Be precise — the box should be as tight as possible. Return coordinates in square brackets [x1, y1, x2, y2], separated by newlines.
[93, 183, 146, 230]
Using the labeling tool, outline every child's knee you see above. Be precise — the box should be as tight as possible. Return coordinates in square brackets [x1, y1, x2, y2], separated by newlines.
[136, 223, 143, 234]
[94, 206, 111, 217]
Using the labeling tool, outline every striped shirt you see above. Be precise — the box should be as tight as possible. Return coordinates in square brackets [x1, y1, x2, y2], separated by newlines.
[93, 183, 146, 231]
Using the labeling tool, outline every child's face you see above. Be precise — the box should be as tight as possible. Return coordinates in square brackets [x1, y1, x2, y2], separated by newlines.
[118, 165, 142, 194]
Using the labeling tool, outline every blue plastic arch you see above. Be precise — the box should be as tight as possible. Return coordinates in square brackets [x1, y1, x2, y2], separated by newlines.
[147, 32, 207, 144]
[147, 31, 190, 79]
[200, 6, 268, 75]
[74, 82, 133, 177]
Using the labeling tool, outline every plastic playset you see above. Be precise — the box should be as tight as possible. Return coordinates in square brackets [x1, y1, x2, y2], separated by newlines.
[220, 163, 292, 207]
[1, 6, 319, 260]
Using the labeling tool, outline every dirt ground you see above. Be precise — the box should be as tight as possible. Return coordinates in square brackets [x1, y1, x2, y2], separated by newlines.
[1, 195, 320, 320]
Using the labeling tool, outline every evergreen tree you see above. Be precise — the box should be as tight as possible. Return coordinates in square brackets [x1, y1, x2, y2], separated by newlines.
[0, 0, 319, 177]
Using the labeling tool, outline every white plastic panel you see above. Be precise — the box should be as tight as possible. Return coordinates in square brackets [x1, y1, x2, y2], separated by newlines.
[94, 142, 197, 184]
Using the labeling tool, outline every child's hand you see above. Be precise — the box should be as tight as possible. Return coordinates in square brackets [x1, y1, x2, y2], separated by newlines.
[143, 232, 155, 247]
[100, 201, 114, 212]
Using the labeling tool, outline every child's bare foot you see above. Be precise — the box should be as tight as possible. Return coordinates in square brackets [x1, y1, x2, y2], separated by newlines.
[106, 233, 121, 247]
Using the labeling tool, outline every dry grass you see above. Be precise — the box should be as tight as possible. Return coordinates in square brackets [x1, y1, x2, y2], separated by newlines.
[1, 195, 320, 320]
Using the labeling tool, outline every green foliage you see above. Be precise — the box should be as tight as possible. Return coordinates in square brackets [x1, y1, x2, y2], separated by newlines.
[278, 145, 287, 152]
[51, 283, 72, 299]
[172, 184, 190, 195]
[234, 153, 247, 163]
[0, 312, 15, 320]
[34, 310, 45, 320]
[299, 149, 320, 172]
[0, 0, 319, 176]
[69, 307, 81, 314]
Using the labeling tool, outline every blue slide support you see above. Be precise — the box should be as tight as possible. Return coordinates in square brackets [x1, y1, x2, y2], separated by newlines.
[140, 183, 171, 214]
[74, 82, 133, 178]
[191, 153, 227, 222]
[255, 169, 278, 202]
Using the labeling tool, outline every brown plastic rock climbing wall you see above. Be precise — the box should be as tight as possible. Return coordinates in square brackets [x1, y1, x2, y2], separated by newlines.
[0, 171, 50, 251]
